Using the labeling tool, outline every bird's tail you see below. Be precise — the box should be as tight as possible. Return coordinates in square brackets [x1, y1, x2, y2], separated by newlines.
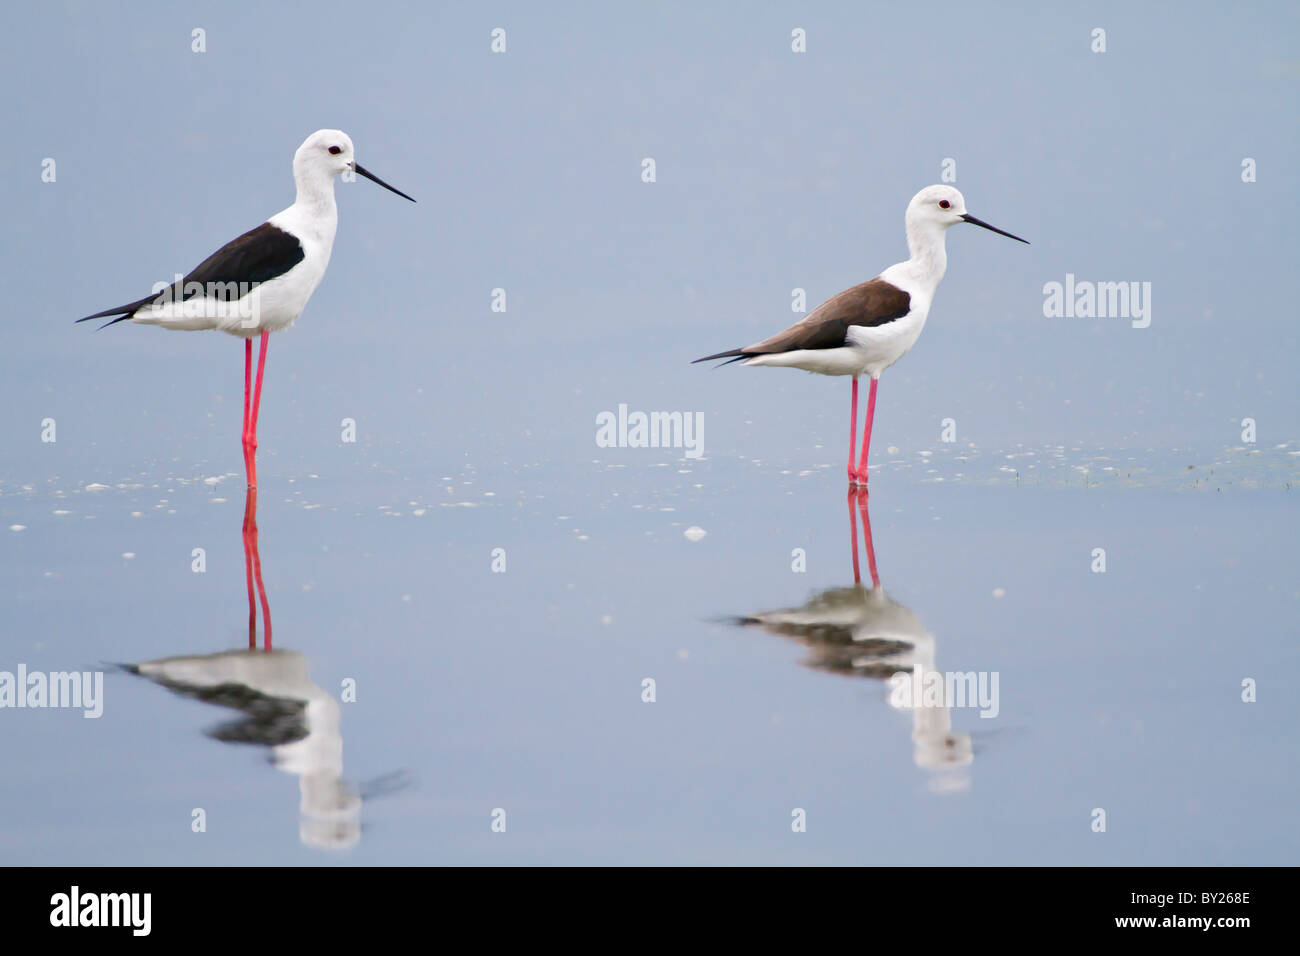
[692, 348, 750, 367]
[75, 293, 159, 330]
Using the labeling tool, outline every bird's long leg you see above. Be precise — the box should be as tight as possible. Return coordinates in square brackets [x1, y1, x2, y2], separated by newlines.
[856, 376, 878, 483]
[247, 331, 270, 488]
[242, 338, 253, 483]
[242, 487, 257, 648]
[848, 488, 862, 585]
[848, 376, 859, 483]
[856, 489, 880, 589]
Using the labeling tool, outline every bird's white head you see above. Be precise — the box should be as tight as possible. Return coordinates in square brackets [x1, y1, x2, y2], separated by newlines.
[908, 184, 969, 228]
[906, 184, 1028, 243]
[292, 129, 416, 203]
[295, 129, 356, 178]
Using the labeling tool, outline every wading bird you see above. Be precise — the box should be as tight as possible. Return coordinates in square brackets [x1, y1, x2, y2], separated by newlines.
[77, 130, 415, 487]
[694, 186, 1026, 485]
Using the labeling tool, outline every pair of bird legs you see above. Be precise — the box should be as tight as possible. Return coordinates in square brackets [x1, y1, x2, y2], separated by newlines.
[241, 334, 272, 649]
[242, 332, 270, 488]
[847, 375, 879, 486]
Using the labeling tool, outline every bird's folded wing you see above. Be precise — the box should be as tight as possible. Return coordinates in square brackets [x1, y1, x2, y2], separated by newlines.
[77, 222, 305, 324]
[182, 221, 305, 289]
[745, 277, 911, 353]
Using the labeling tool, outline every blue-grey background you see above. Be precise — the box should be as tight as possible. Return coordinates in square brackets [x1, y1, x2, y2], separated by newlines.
[0, 2, 1296, 864]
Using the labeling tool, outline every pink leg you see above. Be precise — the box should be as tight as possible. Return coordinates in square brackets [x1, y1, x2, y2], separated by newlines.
[847, 376, 859, 482]
[242, 339, 253, 482]
[855, 376, 878, 483]
[247, 331, 269, 488]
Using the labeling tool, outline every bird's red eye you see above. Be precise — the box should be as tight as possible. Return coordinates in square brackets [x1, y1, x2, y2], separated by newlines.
[939, 200, 950, 209]
[328, 146, 342, 155]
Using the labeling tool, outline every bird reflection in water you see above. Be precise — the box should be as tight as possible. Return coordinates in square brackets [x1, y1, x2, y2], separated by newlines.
[735, 490, 974, 792]
[127, 489, 389, 849]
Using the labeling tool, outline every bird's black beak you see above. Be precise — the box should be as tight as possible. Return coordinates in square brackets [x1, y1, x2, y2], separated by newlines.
[351, 162, 416, 202]
[960, 213, 1028, 244]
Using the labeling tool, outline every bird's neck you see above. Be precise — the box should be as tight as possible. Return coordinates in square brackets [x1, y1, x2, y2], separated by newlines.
[291, 166, 339, 220]
[902, 220, 948, 287]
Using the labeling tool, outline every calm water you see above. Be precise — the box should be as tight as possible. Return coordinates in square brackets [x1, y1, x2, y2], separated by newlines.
[2, 446, 1295, 865]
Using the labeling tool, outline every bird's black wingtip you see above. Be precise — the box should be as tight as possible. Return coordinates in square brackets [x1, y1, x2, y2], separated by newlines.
[75, 293, 159, 327]
[75, 314, 131, 331]
[692, 348, 747, 366]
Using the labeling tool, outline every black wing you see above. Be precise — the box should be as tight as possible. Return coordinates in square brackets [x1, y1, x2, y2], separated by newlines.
[77, 222, 305, 328]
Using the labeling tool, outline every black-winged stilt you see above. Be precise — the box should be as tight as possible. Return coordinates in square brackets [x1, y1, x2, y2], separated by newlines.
[76, 130, 415, 488]
[694, 185, 1027, 486]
